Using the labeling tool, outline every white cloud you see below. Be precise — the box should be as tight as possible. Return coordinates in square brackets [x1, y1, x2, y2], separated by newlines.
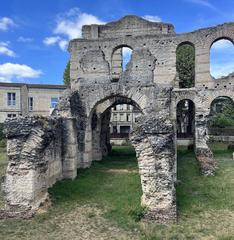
[0, 63, 42, 82]
[58, 40, 68, 51]
[17, 37, 33, 43]
[184, 0, 226, 16]
[143, 15, 162, 23]
[0, 17, 15, 31]
[54, 8, 105, 39]
[44, 8, 105, 51]
[211, 63, 234, 78]
[43, 36, 61, 45]
[185, 0, 216, 10]
[0, 42, 16, 57]
[43, 36, 68, 51]
[212, 39, 233, 50]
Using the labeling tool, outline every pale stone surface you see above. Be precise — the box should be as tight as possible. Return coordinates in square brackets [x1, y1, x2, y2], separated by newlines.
[1, 15, 234, 222]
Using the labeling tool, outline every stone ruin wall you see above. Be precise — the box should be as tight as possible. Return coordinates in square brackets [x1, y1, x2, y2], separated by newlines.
[0, 15, 234, 222]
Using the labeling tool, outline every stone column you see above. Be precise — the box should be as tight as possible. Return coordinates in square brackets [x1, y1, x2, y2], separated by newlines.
[100, 110, 112, 157]
[62, 118, 78, 179]
[82, 122, 93, 168]
[130, 114, 177, 223]
[92, 114, 102, 161]
[194, 111, 217, 176]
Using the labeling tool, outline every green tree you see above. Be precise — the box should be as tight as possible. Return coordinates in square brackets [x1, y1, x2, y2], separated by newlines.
[176, 44, 195, 88]
[63, 61, 70, 87]
[209, 99, 234, 128]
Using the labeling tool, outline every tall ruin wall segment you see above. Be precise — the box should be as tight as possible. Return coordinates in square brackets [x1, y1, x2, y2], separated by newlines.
[1, 15, 234, 222]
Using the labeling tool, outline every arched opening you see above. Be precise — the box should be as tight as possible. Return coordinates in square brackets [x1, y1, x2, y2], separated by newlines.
[210, 38, 234, 79]
[85, 95, 144, 222]
[208, 96, 234, 145]
[111, 46, 133, 82]
[176, 42, 195, 88]
[90, 96, 142, 161]
[176, 99, 195, 140]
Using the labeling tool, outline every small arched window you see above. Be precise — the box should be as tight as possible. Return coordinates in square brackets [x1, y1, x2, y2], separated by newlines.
[111, 46, 132, 81]
[176, 42, 195, 88]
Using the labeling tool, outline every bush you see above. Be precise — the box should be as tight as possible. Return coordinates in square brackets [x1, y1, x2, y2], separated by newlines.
[0, 139, 6, 148]
[209, 100, 234, 128]
[0, 123, 5, 141]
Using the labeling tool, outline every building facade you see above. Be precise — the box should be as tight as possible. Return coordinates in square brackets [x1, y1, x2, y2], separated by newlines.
[110, 104, 141, 136]
[0, 82, 66, 122]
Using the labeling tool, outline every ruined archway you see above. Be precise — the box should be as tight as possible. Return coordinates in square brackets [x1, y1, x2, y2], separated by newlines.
[2, 15, 234, 224]
[88, 95, 143, 163]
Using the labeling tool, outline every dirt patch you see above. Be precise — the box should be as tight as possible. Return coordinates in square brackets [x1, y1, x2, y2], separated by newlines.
[100, 169, 138, 174]
[35, 204, 139, 240]
[0, 203, 140, 240]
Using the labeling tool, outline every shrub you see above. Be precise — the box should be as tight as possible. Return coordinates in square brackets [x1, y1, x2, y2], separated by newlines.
[0, 123, 5, 141]
[0, 139, 6, 148]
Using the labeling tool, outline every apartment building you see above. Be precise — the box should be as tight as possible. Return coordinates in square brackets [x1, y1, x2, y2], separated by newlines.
[0, 82, 66, 122]
[109, 104, 141, 136]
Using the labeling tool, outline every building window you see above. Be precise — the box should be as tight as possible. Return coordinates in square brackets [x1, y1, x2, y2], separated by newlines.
[127, 114, 131, 122]
[7, 114, 16, 118]
[127, 105, 131, 110]
[113, 113, 118, 121]
[120, 113, 125, 121]
[51, 97, 58, 108]
[7, 93, 16, 106]
[28, 97, 33, 111]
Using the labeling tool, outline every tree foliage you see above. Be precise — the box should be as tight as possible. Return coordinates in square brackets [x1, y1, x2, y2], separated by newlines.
[209, 99, 234, 128]
[176, 44, 195, 88]
[63, 61, 70, 87]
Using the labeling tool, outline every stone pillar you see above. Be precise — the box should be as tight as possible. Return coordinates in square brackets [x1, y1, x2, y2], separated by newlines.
[194, 111, 216, 176]
[100, 110, 112, 157]
[82, 123, 93, 168]
[131, 114, 177, 223]
[92, 114, 102, 161]
[62, 118, 78, 179]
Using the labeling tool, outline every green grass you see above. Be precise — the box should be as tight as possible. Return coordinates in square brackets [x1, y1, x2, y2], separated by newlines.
[0, 144, 234, 239]
[49, 146, 142, 228]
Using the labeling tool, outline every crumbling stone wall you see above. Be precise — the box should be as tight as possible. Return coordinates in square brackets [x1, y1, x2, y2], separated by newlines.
[1, 116, 63, 214]
[1, 15, 234, 222]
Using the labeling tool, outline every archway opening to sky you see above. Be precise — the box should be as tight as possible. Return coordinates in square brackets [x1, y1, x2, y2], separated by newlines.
[210, 39, 234, 79]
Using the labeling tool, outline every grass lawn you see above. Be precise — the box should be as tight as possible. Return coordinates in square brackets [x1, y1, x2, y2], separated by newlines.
[0, 144, 234, 239]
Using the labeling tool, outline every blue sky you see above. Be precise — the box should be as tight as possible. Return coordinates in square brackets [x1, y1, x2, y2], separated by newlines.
[0, 0, 234, 84]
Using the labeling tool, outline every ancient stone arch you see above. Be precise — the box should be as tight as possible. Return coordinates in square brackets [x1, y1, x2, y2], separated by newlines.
[1, 15, 234, 222]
